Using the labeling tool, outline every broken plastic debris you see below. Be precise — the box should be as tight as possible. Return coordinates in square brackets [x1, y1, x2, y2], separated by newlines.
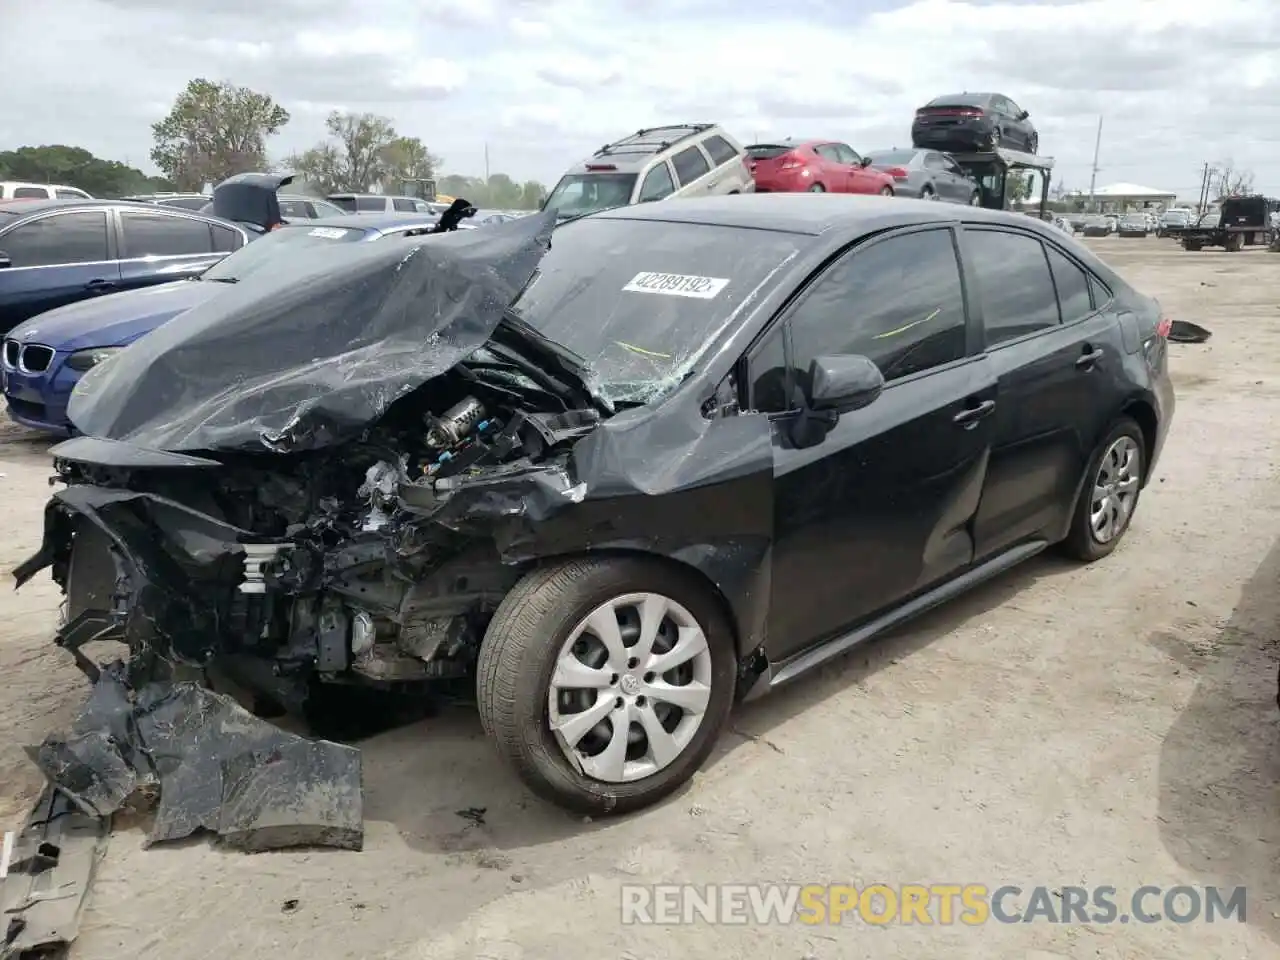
[26, 661, 363, 853]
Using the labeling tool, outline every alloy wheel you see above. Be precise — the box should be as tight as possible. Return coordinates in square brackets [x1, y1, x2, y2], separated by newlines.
[547, 592, 713, 784]
[1090, 436, 1141, 543]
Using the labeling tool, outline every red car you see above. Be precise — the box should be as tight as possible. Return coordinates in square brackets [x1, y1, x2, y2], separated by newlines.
[745, 140, 896, 195]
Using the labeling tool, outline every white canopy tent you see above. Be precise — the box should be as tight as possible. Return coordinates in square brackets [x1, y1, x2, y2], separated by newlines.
[1070, 182, 1177, 210]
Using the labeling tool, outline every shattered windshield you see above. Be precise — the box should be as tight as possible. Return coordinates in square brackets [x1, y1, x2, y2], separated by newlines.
[506, 217, 806, 404]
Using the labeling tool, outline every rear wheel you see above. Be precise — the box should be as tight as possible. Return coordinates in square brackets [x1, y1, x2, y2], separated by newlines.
[476, 556, 737, 816]
[1226, 233, 1244, 252]
[969, 190, 982, 206]
[989, 127, 1003, 150]
[920, 186, 936, 201]
[808, 183, 826, 193]
[1027, 132, 1039, 153]
[1061, 418, 1145, 562]
[880, 186, 894, 197]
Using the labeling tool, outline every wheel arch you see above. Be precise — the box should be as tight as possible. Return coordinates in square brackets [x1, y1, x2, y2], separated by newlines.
[518, 544, 763, 661]
[1119, 395, 1159, 485]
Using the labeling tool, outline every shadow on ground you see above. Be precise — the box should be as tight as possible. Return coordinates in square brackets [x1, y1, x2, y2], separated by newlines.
[1157, 537, 1280, 944]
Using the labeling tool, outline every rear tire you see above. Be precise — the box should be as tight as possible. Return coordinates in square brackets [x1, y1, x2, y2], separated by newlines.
[1027, 133, 1039, 153]
[476, 556, 737, 816]
[989, 127, 1003, 150]
[1061, 417, 1145, 562]
[969, 190, 982, 206]
[808, 183, 825, 193]
[920, 186, 936, 201]
[1226, 233, 1244, 252]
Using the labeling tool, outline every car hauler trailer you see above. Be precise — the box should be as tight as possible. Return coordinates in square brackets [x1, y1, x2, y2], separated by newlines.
[949, 146, 1053, 219]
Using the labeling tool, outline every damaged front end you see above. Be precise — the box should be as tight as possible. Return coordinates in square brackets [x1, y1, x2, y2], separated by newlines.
[19, 384, 602, 709]
[13, 209, 613, 708]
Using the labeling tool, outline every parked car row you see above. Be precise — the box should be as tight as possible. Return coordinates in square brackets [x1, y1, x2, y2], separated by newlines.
[0, 178, 512, 430]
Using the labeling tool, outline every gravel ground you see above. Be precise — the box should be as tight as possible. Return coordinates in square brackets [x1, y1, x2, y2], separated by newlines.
[1, 236, 1278, 959]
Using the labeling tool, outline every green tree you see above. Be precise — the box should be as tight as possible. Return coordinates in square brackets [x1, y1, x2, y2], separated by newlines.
[285, 111, 435, 194]
[519, 180, 546, 210]
[485, 173, 523, 209]
[0, 145, 175, 196]
[151, 79, 289, 190]
[381, 136, 441, 184]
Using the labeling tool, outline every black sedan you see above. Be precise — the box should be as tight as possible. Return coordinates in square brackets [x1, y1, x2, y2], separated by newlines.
[912, 92, 1039, 154]
[18, 194, 1174, 816]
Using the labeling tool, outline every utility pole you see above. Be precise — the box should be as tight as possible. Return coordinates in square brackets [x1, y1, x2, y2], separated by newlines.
[1197, 162, 1210, 213]
[1087, 115, 1103, 211]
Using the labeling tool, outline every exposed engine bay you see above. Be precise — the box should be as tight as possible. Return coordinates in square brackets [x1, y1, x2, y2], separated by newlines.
[41, 368, 603, 711]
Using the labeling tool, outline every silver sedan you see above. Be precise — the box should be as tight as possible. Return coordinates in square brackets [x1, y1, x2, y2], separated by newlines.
[863, 148, 981, 204]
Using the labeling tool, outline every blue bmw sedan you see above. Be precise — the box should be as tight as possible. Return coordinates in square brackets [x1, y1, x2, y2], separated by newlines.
[3, 213, 439, 432]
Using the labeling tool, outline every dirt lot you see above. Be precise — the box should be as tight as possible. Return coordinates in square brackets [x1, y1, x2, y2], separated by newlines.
[2, 236, 1279, 959]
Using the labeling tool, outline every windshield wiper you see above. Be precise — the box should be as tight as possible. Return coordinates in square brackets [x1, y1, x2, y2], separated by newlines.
[203, 276, 238, 284]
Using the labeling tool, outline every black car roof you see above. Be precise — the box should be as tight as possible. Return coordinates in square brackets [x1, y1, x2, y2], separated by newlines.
[592, 193, 1018, 236]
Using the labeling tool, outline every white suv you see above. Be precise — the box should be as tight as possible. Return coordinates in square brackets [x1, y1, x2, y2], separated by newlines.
[0, 181, 92, 200]
[542, 123, 755, 220]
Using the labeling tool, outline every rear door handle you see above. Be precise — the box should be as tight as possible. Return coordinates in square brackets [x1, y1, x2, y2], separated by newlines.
[1075, 345, 1103, 369]
[953, 399, 996, 425]
[85, 279, 116, 293]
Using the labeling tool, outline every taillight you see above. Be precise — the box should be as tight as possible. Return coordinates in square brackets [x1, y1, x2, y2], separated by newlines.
[1156, 315, 1172, 338]
[778, 155, 803, 170]
[885, 166, 909, 181]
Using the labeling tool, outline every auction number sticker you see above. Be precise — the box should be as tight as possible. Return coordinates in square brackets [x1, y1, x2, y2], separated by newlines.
[622, 272, 729, 299]
[308, 227, 350, 239]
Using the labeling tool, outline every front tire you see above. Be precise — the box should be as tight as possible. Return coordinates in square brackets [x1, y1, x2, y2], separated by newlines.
[1061, 417, 1145, 562]
[476, 556, 737, 816]
[880, 186, 894, 197]
[808, 183, 825, 193]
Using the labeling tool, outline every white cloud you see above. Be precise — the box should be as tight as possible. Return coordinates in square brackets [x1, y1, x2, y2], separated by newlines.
[2, 0, 1278, 197]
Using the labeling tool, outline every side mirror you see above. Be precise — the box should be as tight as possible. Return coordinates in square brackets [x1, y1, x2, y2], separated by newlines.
[0, 252, 10, 269]
[1017, 110, 1029, 121]
[859, 156, 873, 168]
[808, 354, 884, 412]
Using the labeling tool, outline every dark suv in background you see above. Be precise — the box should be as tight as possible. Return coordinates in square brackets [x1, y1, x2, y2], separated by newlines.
[0, 199, 247, 337]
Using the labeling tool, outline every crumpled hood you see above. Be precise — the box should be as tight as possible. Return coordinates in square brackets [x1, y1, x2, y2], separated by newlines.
[67, 210, 558, 453]
[6, 280, 220, 352]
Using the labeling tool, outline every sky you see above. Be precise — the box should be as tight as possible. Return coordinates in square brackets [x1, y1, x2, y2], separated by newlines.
[3, 0, 1279, 199]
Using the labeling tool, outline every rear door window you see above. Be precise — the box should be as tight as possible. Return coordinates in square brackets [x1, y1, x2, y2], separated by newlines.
[638, 162, 676, 202]
[813, 144, 840, 162]
[56, 188, 90, 199]
[392, 197, 416, 212]
[1044, 246, 1094, 322]
[787, 227, 967, 383]
[120, 212, 215, 257]
[671, 146, 711, 186]
[329, 197, 357, 212]
[964, 228, 1059, 344]
[0, 211, 110, 266]
[13, 187, 47, 199]
[210, 223, 244, 253]
[355, 196, 385, 212]
[277, 199, 312, 219]
[702, 135, 739, 168]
